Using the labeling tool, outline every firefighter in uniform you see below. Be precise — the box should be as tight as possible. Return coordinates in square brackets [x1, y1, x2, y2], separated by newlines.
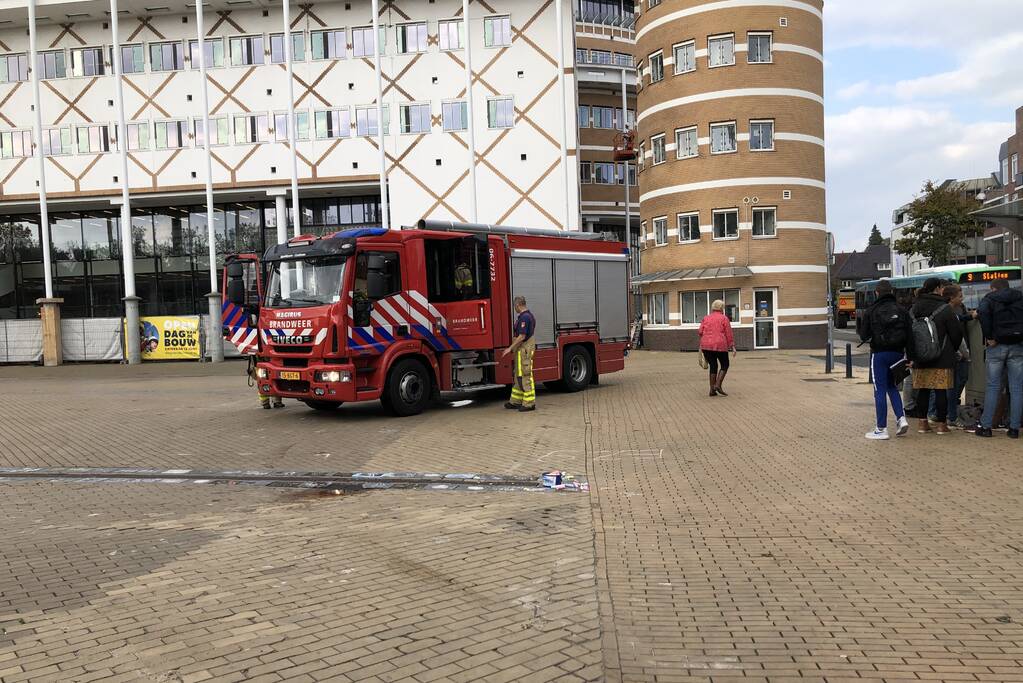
[501, 296, 536, 412]
[454, 262, 474, 298]
[249, 356, 284, 409]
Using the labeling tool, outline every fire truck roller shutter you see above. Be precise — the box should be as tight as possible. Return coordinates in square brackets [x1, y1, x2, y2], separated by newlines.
[597, 260, 629, 341]
[510, 257, 556, 347]
[555, 259, 597, 327]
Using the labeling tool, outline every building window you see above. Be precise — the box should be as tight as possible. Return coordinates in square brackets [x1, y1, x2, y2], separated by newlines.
[653, 216, 667, 245]
[648, 0, 661, 7]
[442, 100, 467, 131]
[70, 47, 105, 77]
[270, 33, 306, 63]
[675, 126, 698, 159]
[614, 108, 635, 130]
[682, 289, 739, 323]
[193, 117, 230, 146]
[648, 293, 667, 325]
[234, 113, 270, 144]
[189, 38, 225, 68]
[399, 102, 431, 134]
[0, 130, 33, 158]
[1013, 154, 1020, 183]
[352, 26, 385, 57]
[396, 22, 428, 54]
[638, 141, 645, 169]
[311, 29, 346, 60]
[124, 122, 150, 151]
[748, 32, 773, 63]
[613, 52, 633, 67]
[710, 121, 737, 154]
[42, 128, 72, 155]
[76, 124, 112, 153]
[576, 48, 588, 63]
[1003, 156, 1011, 185]
[0, 53, 29, 83]
[590, 50, 612, 65]
[356, 105, 390, 136]
[149, 42, 182, 72]
[118, 44, 145, 74]
[591, 106, 613, 129]
[708, 34, 735, 67]
[487, 97, 514, 128]
[577, 105, 590, 128]
[651, 134, 666, 164]
[648, 50, 664, 83]
[752, 207, 776, 237]
[484, 16, 512, 47]
[37, 50, 67, 79]
[579, 161, 591, 184]
[439, 19, 463, 51]
[619, 162, 637, 186]
[749, 120, 774, 151]
[230, 36, 264, 66]
[593, 162, 615, 184]
[713, 209, 739, 239]
[154, 120, 187, 150]
[877, 262, 891, 271]
[673, 41, 695, 74]
[274, 111, 310, 141]
[678, 212, 700, 242]
[314, 108, 351, 139]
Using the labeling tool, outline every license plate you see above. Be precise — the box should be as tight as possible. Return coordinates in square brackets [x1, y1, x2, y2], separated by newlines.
[279, 371, 301, 380]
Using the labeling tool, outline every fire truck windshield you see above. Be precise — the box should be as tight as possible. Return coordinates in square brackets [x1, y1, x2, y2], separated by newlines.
[264, 256, 347, 308]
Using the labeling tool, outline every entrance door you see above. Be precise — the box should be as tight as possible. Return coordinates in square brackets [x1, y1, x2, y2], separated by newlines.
[753, 289, 778, 349]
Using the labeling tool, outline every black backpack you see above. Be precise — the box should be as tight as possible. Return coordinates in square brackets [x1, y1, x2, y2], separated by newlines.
[872, 300, 909, 350]
[992, 296, 1023, 344]
[911, 304, 949, 363]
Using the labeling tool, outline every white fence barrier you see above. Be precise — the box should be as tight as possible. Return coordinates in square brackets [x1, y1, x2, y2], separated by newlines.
[0, 319, 43, 363]
[61, 318, 123, 362]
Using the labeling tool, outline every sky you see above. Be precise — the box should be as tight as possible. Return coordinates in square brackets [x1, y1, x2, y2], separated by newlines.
[823, 0, 1023, 251]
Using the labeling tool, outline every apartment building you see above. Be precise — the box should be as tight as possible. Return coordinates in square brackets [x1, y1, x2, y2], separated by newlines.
[973, 105, 1023, 259]
[632, 0, 827, 350]
[0, 0, 586, 322]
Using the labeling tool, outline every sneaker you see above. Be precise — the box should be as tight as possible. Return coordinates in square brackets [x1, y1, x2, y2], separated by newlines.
[996, 423, 1010, 432]
[1009, 429, 1020, 439]
[865, 428, 890, 440]
[976, 427, 993, 438]
[896, 417, 910, 437]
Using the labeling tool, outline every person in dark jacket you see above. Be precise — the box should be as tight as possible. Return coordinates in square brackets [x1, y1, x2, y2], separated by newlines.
[858, 279, 910, 439]
[910, 278, 964, 434]
[975, 278, 1023, 438]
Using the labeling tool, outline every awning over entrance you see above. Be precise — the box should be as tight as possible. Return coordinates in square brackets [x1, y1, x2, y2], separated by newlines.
[631, 265, 754, 285]
[972, 198, 1023, 235]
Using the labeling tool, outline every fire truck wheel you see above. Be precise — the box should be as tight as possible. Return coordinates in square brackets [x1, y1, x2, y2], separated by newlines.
[383, 358, 432, 417]
[302, 400, 342, 411]
[559, 345, 593, 393]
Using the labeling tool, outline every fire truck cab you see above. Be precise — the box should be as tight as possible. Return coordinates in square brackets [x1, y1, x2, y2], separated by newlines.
[225, 220, 630, 416]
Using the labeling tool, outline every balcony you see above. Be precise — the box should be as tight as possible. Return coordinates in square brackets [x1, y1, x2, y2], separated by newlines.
[574, 8, 637, 41]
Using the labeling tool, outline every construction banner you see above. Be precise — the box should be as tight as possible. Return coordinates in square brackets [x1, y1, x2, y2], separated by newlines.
[128, 316, 202, 360]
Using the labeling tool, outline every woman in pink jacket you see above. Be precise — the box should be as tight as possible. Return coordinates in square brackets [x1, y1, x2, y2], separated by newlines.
[698, 299, 736, 396]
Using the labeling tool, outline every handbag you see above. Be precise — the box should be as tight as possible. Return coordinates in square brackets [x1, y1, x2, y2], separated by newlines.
[698, 352, 708, 370]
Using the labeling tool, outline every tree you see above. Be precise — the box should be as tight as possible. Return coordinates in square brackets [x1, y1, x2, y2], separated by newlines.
[892, 181, 983, 267]
[868, 224, 884, 246]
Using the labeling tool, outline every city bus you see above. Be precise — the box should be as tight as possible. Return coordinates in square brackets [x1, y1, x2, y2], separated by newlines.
[855, 264, 1023, 405]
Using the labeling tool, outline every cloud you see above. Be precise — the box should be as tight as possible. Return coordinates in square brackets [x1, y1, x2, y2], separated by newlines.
[881, 33, 1023, 107]
[836, 80, 870, 100]
[825, 0, 1023, 51]
[825, 106, 1012, 251]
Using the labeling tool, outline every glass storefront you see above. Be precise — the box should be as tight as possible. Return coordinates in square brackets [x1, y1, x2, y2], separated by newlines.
[0, 196, 381, 319]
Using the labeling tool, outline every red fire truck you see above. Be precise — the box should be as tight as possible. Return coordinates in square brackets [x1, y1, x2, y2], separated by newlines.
[223, 220, 630, 416]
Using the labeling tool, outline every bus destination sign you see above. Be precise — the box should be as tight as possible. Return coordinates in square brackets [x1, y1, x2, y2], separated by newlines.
[960, 270, 1022, 283]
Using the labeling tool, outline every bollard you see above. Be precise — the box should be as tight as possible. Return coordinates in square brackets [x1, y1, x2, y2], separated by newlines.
[825, 343, 833, 374]
[845, 343, 853, 379]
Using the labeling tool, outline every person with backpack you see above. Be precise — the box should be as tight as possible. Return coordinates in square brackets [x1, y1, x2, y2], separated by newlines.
[975, 278, 1023, 438]
[858, 279, 911, 440]
[909, 278, 964, 434]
